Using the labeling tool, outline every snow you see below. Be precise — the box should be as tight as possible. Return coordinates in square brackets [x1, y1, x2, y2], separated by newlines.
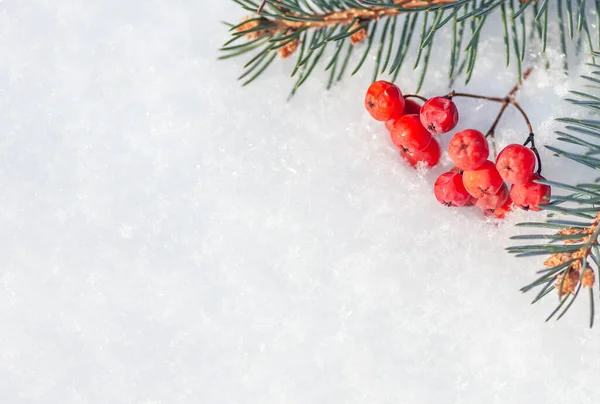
[1, 1, 599, 403]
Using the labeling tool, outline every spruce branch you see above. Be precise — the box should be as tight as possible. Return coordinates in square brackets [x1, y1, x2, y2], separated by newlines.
[509, 71, 600, 327]
[221, 0, 598, 93]
[262, 0, 458, 31]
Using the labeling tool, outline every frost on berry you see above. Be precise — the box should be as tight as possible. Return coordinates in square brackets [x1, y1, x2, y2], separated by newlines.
[475, 183, 508, 210]
[434, 172, 471, 207]
[462, 160, 504, 199]
[495, 144, 536, 184]
[400, 137, 440, 168]
[448, 129, 489, 171]
[365, 81, 405, 122]
[389, 114, 432, 153]
[419, 96, 459, 134]
[484, 196, 513, 219]
[510, 174, 551, 211]
[385, 99, 422, 132]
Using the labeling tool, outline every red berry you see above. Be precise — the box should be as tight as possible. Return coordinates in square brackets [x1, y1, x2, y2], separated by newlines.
[448, 129, 489, 170]
[466, 196, 477, 207]
[475, 183, 509, 210]
[434, 171, 472, 207]
[510, 174, 551, 211]
[403, 98, 422, 115]
[389, 114, 432, 153]
[385, 99, 422, 131]
[496, 144, 536, 184]
[385, 119, 394, 132]
[365, 81, 405, 121]
[462, 160, 504, 198]
[400, 137, 441, 168]
[420, 96, 459, 134]
[484, 196, 513, 219]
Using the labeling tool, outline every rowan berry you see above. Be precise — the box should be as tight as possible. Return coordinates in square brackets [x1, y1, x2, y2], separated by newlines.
[400, 137, 441, 168]
[434, 171, 472, 207]
[475, 183, 509, 210]
[403, 98, 422, 115]
[484, 196, 513, 219]
[462, 160, 504, 198]
[385, 99, 422, 131]
[365, 81, 405, 121]
[496, 144, 536, 184]
[420, 96, 459, 134]
[389, 114, 432, 153]
[448, 129, 489, 171]
[510, 174, 551, 211]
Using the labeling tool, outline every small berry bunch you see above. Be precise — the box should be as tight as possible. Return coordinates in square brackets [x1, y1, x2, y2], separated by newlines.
[364, 77, 551, 219]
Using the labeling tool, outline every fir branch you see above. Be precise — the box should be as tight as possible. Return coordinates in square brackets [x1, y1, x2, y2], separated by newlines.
[221, 0, 597, 92]
[264, 0, 458, 31]
[509, 73, 600, 327]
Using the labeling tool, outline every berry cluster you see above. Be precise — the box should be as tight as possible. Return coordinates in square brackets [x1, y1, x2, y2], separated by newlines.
[364, 80, 551, 219]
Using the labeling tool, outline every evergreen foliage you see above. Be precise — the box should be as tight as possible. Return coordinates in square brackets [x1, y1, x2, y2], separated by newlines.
[221, 0, 599, 93]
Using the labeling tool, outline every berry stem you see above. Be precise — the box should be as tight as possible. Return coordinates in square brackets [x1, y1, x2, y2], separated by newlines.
[486, 101, 510, 139]
[509, 99, 534, 135]
[447, 91, 506, 103]
[485, 101, 508, 159]
[508, 67, 533, 98]
[523, 133, 543, 175]
[447, 79, 535, 148]
[403, 94, 429, 102]
[257, 0, 267, 14]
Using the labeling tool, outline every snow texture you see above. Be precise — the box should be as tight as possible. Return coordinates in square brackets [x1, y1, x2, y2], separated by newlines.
[1, 1, 600, 403]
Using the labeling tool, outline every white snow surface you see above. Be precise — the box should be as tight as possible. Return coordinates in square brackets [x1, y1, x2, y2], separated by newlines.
[1, 1, 600, 403]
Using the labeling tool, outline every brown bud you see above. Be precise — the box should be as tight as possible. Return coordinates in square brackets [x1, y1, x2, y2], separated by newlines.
[555, 266, 580, 296]
[278, 40, 300, 59]
[556, 227, 589, 245]
[237, 17, 268, 40]
[350, 28, 368, 45]
[544, 252, 574, 268]
[582, 268, 596, 288]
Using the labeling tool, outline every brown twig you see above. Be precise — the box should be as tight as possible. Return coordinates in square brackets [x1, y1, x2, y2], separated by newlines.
[447, 91, 506, 103]
[510, 100, 534, 135]
[486, 102, 510, 139]
[445, 68, 535, 162]
[484, 68, 532, 140]
[486, 102, 509, 158]
[254, 0, 458, 33]
[403, 94, 429, 102]
[523, 132, 542, 175]
[420, 68, 535, 161]
[449, 91, 534, 136]
[257, 0, 267, 14]
[508, 67, 533, 97]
